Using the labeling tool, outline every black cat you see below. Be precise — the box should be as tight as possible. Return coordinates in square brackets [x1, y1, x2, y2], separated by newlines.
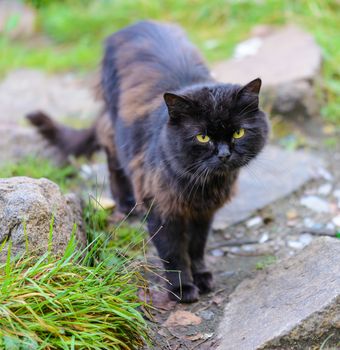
[28, 20, 269, 303]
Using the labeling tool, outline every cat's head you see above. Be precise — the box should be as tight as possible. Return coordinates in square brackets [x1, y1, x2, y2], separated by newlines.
[163, 78, 269, 175]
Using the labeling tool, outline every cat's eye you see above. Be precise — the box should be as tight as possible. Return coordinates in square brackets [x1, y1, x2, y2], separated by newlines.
[233, 128, 245, 139]
[196, 134, 210, 143]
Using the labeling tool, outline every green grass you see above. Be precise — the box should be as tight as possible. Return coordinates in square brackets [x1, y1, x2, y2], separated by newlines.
[0, 156, 79, 192]
[0, 237, 150, 349]
[84, 202, 148, 266]
[0, 0, 339, 122]
[0, 156, 151, 348]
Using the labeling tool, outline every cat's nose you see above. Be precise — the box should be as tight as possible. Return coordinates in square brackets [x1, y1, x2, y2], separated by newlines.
[217, 145, 231, 162]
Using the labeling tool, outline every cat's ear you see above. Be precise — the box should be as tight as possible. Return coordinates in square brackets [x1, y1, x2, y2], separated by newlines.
[239, 78, 262, 95]
[164, 92, 192, 121]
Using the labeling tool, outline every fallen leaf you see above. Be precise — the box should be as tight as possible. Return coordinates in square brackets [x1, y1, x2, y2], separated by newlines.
[212, 295, 224, 306]
[91, 196, 116, 210]
[164, 310, 202, 327]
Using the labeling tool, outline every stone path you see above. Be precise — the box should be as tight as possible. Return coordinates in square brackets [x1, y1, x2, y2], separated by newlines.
[0, 69, 102, 164]
[0, 69, 101, 125]
[217, 237, 340, 350]
[213, 145, 324, 230]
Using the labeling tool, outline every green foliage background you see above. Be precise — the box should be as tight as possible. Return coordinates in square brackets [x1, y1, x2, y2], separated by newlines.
[0, 0, 339, 122]
[0, 0, 340, 122]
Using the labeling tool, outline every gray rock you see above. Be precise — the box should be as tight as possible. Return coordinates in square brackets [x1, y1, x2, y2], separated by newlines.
[0, 177, 86, 261]
[0, 70, 102, 125]
[0, 0, 36, 39]
[218, 237, 340, 350]
[212, 26, 322, 119]
[213, 145, 323, 230]
[0, 124, 65, 165]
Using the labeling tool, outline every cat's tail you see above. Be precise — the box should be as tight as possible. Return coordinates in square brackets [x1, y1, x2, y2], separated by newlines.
[26, 111, 101, 159]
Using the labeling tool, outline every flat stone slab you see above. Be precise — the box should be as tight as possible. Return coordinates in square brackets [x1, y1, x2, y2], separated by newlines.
[213, 145, 323, 230]
[0, 124, 65, 165]
[217, 237, 340, 350]
[212, 26, 322, 119]
[0, 70, 102, 125]
[212, 25, 321, 86]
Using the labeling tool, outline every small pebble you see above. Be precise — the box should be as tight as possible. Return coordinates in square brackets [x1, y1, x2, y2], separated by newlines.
[235, 232, 244, 238]
[303, 218, 315, 228]
[299, 233, 313, 246]
[312, 223, 323, 230]
[333, 189, 340, 199]
[223, 233, 232, 240]
[80, 164, 93, 179]
[286, 209, 298, 220]
[326, 222, 335, 231]
[211, 249, 224, 257]
[199, 310, 215, 321]
[246, 216, 262, 228]
[242, 244, 256, 252]
[317, 183, 332, 196]
[219, 271, 236, 278]
[300, 196, 330, 213]
[287, 220, 297, 227]
[287, 240, 304, 250]
[259, 232, 269, 243]
[332, 215, 340, 228]
[230, 247, 241, 253]
[91, 197, 116, 210]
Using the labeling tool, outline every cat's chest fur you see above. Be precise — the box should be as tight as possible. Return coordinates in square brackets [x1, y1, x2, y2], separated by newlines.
[127, 149, 239, 218]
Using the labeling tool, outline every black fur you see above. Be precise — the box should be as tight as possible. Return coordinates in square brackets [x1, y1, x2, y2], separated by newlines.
[28, 21, 269, 303]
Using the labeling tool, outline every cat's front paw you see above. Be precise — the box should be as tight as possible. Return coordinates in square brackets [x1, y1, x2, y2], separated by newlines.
[168, 284, 199, 303]
[193, 271, 214, 294]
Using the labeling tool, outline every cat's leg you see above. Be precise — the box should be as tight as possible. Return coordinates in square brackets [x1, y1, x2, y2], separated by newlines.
[95, 114, 135, 217]
[188, 216, 214, 294]
[147, 211, 199, 303]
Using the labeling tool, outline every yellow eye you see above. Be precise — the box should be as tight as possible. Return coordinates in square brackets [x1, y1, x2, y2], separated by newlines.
[233, 128, 245, 139]
[196, 134, 210, 143]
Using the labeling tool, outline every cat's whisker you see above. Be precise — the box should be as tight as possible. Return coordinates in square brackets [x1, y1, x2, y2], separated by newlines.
[175, 161, 206, 181]
[187, 165, 208, 202]
[183, 165, 202, 199]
